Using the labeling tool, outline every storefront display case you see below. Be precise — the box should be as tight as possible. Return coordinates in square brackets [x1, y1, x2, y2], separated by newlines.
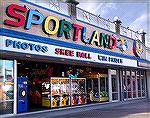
[51, 77, 70, 108]
[42, 78, 51, 107]
[71, 78, 86, 105]
[87, 74, 109, 103]
[99, 75, 109, 102]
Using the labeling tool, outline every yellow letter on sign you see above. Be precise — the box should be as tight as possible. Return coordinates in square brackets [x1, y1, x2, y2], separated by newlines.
[44, 16, 59, 35]
[90, 31, 100, 46]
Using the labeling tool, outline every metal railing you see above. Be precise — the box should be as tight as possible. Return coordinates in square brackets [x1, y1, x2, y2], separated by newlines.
[25, 0, 70, 16]
[76, 6, 144, 41]
[76, 7, 115, 32]
[120, 26, 141, 40]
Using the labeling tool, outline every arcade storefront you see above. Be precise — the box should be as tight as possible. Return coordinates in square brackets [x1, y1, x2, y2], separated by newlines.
[0, 58, 147, 115]
[0, 0, 149, 116]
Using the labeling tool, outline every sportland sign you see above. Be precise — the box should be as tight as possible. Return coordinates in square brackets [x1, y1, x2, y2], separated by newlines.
[3, 3, 143, 57]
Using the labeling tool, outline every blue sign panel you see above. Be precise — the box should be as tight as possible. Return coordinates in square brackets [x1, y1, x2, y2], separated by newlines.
[17, 77, 28, 113]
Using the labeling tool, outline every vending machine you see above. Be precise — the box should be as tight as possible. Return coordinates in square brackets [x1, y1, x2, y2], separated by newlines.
[17, 77, 28, 113]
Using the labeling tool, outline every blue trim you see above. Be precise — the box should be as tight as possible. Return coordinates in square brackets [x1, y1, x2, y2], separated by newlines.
[0, 50, 140, 68]
[0, 28, 150, 63]
[20, 0, 71, 18]
[137, 59, 150, 63]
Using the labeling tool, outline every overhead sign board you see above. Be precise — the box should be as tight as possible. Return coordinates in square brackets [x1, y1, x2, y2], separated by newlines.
[0, 36, 137, 67]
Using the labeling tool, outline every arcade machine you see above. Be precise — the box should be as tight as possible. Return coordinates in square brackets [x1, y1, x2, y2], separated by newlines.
[71, 78, 86, 105]
[42, 78, 51, 107]
[17, 77, 28, 113]
[51, 77, 70, 108]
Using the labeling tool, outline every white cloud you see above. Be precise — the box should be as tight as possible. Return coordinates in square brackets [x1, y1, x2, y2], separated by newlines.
[92, 3, 104, 14]
[94, 3, 116, 16]
[77, 3, 99, 12]
[77, 2, 116, 16]
[129, 13, 149, 47]
[129, 13, 147, 32]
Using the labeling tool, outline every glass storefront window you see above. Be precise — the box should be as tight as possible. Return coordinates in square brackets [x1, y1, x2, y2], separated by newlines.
[86, 76, 108, 103]
[86, 78, 100, 103]
[123, 74, 127, 99]
[122, 70, 146, 100]
[93, 79, 99, 98]
[112, 75, 118, 101]
[111, 70, 119, 101]
[141, 72, 145, 97]
[100, 78, 106, 92]
[132, 75, 136, 98]
[100, 77, 109, 102]
[137, 71, 141, 97]
[0, 60, 14, 115]
[127, 74, 132, 98]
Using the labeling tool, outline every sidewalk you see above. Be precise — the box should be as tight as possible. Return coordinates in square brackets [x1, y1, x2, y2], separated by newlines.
[12, 99, 150, 118]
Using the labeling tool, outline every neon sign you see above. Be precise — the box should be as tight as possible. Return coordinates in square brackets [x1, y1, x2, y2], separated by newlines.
[4, 4, 128, 51]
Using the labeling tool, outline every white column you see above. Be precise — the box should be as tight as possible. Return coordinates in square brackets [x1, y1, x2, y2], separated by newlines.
[13, 60, 17, 114]
[108, 69, 112, 102]
[2, 60, 5, 82]
[146, 70, 150, 99]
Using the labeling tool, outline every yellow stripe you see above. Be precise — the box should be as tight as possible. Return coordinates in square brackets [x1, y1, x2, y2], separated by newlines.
[0, 82, 14, 85]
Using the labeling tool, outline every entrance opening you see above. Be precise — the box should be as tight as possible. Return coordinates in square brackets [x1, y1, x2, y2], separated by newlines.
[17, 61, 55, 112]
[17, 60, 108, 113]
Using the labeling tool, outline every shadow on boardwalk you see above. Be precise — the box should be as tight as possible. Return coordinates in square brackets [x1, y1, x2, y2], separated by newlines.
[12, 99, 150, 118]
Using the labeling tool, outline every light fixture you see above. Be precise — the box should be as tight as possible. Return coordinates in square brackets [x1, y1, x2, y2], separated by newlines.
[60, 59, 65, 61]
[87, 62, 90, 65]
[26, 55, 31, 58]
[114, 16, 119, 21]
[139, 29, 144, 34]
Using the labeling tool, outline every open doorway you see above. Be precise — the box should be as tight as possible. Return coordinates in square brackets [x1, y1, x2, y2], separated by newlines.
[17, 60, 87, 112]
[17, 60, 65, 112]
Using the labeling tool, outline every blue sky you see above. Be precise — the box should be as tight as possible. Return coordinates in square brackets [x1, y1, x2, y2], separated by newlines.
[77, 1, 150, 47]
[77, 2, 148, 33]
